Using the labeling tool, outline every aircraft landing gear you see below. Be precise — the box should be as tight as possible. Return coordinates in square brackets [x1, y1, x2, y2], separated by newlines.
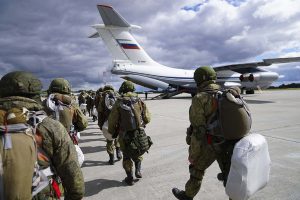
[245, 90, 255, 94]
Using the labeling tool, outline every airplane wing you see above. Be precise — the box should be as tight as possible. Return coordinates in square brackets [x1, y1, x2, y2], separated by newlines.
[213, 57, 300, 74]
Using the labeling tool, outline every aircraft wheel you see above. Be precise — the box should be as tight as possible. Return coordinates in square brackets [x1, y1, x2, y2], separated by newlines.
[246, 90, 254, 94]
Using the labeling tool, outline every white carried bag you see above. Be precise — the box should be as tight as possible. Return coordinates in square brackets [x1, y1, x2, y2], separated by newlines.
[226, 133, 271, 200]
[74, 144, 84, 167]
[102, 120, 113, 141]
[92, 106, 98, 117]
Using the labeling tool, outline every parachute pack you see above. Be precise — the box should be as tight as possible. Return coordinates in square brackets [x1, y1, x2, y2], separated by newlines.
[100, 90, 118, 140]
[207, 87, 252, 140]
[119, 97, 152, 157]
[46, 93, 84, 166]
[104, 91, 117, 113]
[0, 107, 51, 198]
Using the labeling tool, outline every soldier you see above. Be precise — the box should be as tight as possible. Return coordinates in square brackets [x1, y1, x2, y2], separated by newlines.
[94, 87, 103, 112]
[46, 78, 88, 138]
[78, 91, 86, 106]
[108, 81, 151, 185]
[0, 71, 84, 200]
[98, 85, 122, 165]
[172, 66, 233, 200]
[86, 91, 94, 117]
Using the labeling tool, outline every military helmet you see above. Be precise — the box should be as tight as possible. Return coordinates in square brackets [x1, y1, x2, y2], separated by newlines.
[119, 81, 135, 93]
[48, 78, 71, 94]
[97, 87, 103, 94]
[0, 71, 42, 98]
[103, 85, 114, 91]
[193, 66, 217, 85]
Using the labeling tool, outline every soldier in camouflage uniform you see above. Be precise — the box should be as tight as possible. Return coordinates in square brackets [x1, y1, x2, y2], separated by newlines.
[94, 87, 103, 113]
[108, 81, 151, 185]
[46, 78, 88, 134]
[172, 66, 231, 200]
[0, 71, 84, 200]
[98, 85, 122, 165]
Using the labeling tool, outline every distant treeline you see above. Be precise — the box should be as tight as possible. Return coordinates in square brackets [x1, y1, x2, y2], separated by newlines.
[269, 83, 300, 89]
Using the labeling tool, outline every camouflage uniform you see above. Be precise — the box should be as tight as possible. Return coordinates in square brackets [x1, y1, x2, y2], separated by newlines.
[108, 81, 151, 185]
[97, 85, 122, 165]
[94, 87, 103, 110]
[172, 66, 233, 200]
[0, 71, 84, 200]
[46, 78, 88, 133]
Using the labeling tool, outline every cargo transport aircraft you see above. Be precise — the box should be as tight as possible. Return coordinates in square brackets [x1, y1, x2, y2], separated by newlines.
[90, 4, 300, 98]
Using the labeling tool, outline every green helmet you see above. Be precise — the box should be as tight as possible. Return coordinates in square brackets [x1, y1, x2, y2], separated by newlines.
[193, 66, 217, 85]
[119, 81, 135, 93]
[97, 87, 103, 94]
[48, 78, 71, 94]
[0, 71, 42, 98]
[103, 85, 114, 91]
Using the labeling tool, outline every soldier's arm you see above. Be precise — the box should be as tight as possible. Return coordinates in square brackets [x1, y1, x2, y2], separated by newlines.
[108, 103, 120, 138]
[37, 118, 84, 200]
[72, 106, 88, 132]
[189, 95, 207, 139]
[141, 100, 151, 125]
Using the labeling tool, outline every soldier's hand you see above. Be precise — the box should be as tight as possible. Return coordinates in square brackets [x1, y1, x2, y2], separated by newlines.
[112, 132, 118, 139]
[186, 125, 193, 136]
[186, 134, 191, 145]
[186, 125, 193, 145]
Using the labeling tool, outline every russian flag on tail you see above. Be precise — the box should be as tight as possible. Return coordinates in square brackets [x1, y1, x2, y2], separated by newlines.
[116, 39, 140, 50]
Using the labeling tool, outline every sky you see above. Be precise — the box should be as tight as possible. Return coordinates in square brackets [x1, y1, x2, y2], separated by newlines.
[1, 0, 300, 91]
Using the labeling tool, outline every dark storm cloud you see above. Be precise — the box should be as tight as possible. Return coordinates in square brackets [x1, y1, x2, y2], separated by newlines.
[1, 0, 300, 91]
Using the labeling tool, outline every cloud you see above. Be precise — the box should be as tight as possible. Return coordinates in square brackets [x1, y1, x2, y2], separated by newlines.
[1, 0, 300, 91]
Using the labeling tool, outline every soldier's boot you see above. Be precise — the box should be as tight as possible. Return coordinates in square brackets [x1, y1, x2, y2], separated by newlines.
[108, 154, 114, 165]
[134, 160, 142, 178]
[124, 170, 134, 186]
[172, 188, 193, 200]
[116, 147, 122, 160]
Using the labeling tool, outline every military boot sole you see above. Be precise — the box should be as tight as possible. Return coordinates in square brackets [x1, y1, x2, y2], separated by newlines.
[135, 171, 142, 178]
[172, 188, 193, 200]
[124, 177, 134, 186]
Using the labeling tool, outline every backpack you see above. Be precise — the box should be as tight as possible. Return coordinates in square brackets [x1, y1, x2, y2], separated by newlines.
[119, 97, 152, 157]
[0, 107, 51, 198]
[207, 88, 252, 140]
[46, 93, 78, 144]
[46, 93, 84, 166]
[104, 91, 117, 113]
[123, 127, 153, 158]
[98, 90, 118, 129]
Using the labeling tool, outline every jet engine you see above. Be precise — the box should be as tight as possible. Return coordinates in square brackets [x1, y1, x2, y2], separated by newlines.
[239, 73, 261, 82]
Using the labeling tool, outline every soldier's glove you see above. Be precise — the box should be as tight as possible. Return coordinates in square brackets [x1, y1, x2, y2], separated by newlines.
[186, 125, 193, 145]
[112, 132, 118, 139]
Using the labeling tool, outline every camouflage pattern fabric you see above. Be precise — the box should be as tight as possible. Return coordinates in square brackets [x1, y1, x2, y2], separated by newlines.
[44, 94, 88, 133]
[0, 97, 84, 200]
[0, 99, 36, 200]
[72, 101, 88, 132]
[106, 138, 120, 155]
[108, 92, 150, 172]
[97, 89, 119, 129]
[184, 81, 222, 198]
[36, 117, 84, 200]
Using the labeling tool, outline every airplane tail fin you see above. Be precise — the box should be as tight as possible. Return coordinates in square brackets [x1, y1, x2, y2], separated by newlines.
[91, 5, 156, 65]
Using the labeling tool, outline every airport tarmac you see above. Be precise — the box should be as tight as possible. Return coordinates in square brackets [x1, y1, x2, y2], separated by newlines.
[80, 89, 300, 200]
